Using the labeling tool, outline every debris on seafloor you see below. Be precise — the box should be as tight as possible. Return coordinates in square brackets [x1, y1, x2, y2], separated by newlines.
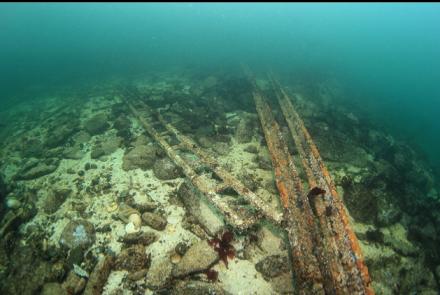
[0, 70, 438, 295]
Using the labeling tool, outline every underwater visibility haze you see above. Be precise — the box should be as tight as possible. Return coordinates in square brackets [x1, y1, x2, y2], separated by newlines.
[1, 3, 440, 294]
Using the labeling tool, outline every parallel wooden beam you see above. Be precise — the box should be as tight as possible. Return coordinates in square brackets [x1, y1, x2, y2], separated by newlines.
[270, 75, 374, 295]
[244, 70, 326, 293]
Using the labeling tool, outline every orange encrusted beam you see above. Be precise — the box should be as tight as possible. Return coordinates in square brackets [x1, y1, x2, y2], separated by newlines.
[271, 76, 374, 295]
[249, 83, 326, 294]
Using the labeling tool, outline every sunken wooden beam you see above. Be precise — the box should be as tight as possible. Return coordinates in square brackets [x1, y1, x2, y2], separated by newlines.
[155, 110, 283, 225]
[245, 74, 326, 293]
[270, 75, 374, 295]
[123, 96, 257, 231]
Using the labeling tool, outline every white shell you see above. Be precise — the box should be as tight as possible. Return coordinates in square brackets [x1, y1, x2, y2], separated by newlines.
[128, 213, 142, 228]
[125, 222, 140, 234]
[6, 197, 21, 209]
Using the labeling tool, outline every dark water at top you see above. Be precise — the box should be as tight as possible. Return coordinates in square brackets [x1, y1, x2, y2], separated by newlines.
[1, 3, 439, 172]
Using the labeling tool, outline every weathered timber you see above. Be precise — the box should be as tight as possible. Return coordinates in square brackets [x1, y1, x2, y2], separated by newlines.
[270, 75, 374, 295]
[247, 77, 326, 293]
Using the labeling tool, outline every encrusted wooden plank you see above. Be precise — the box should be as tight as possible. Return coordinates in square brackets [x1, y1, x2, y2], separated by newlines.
[244, 71, 325, 293]
[271, 75, 374, 295]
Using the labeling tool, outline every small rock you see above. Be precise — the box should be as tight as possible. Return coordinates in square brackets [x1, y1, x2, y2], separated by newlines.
[63, 145, 85, 160]
[122, 145, 157, 171]
[41, 282, 68, 295]
[172, 240, 219, 277]
[119, 231, 158, 246]
[91, 135, 122, 159]
[244, 145, 258, 154]
[235, 117, 254, 143]
[83, 254, 114, 295]
[83, 113, 109, 135]
[115, 244, 150, 272]
[255, 254, 290, 279]
[16, 162, 58, 180]
[142, 212, 168, 231]
[145, 258, 174, 289]
[153, 158, 183, 180]
[127, 268, 148, 281]
[60, 219, 95, 250]
[62, 270, 87, 295]
[43, 188, 71, 214]
[171, 280, 225, 295]
[175, 242, 189, 256]
[6, 197, 21, 209]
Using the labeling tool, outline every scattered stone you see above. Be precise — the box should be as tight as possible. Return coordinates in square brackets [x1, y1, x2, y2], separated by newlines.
[119, 231, 158, 246]
[83, 113, 109, 135]
[127, 268, 148, 281]
[113, 115, 131, 131]
[244, 145, 258, 154]
[130, 199, 157, 213]
[117, 204, 140, 223]
[115, 244, 150, 272]
[84, 163, 97, 170]
[16, 162, 58, 180]
[72, 130, 91, 144]
[153, 158, 183, 180]
[145, 257, 174, 290]
[172, 240, 219, 277]
[175, 242, 189, 256]
[255, 254, 290, 279]
[60, 219, 95, 250]
[235, 117, 254, 143]
[5, 197, 21, 209]
[171, 280, 226, 295]
[142, 212, 168, 231]
[62, 270, 87, 295]
[41, 282, 68, 295]
[42, 188, 71, 214]
[170, 253, 182, 264]
[124, 213, 142, 234]
[91, 135, 122, 159]
[256, 152, 272, 170]
[45, 124, 79, 148]
[122, 145, 158, 171]
[63, 145, 85, 160]
[83, 254, 114, 295]
[382, 223, 418, 256]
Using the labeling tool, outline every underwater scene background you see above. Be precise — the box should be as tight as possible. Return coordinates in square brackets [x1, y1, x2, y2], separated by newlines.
[1, 3, 440, 294]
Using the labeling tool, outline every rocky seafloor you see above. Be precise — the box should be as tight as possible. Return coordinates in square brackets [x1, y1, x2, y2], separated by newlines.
[0, 69, 439, 294]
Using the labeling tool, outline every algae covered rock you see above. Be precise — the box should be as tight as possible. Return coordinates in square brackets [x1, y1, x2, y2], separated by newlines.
[141, 212, 168, 231]
[122, 145, 158, 171]
[153, 158, 183, 180]
[115, 244, 150, 271]
[255, 254, 290, 279]
[83, 113, 109, 135]
[91, 135, 122, 159]
[145, 257, 174, 290]
[16, 161, 59, 180]
[235, 117, 254, 143]
[60, 219, 95, 250]
[42, 187, 72, 214]
[172, 240, 219, 277]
